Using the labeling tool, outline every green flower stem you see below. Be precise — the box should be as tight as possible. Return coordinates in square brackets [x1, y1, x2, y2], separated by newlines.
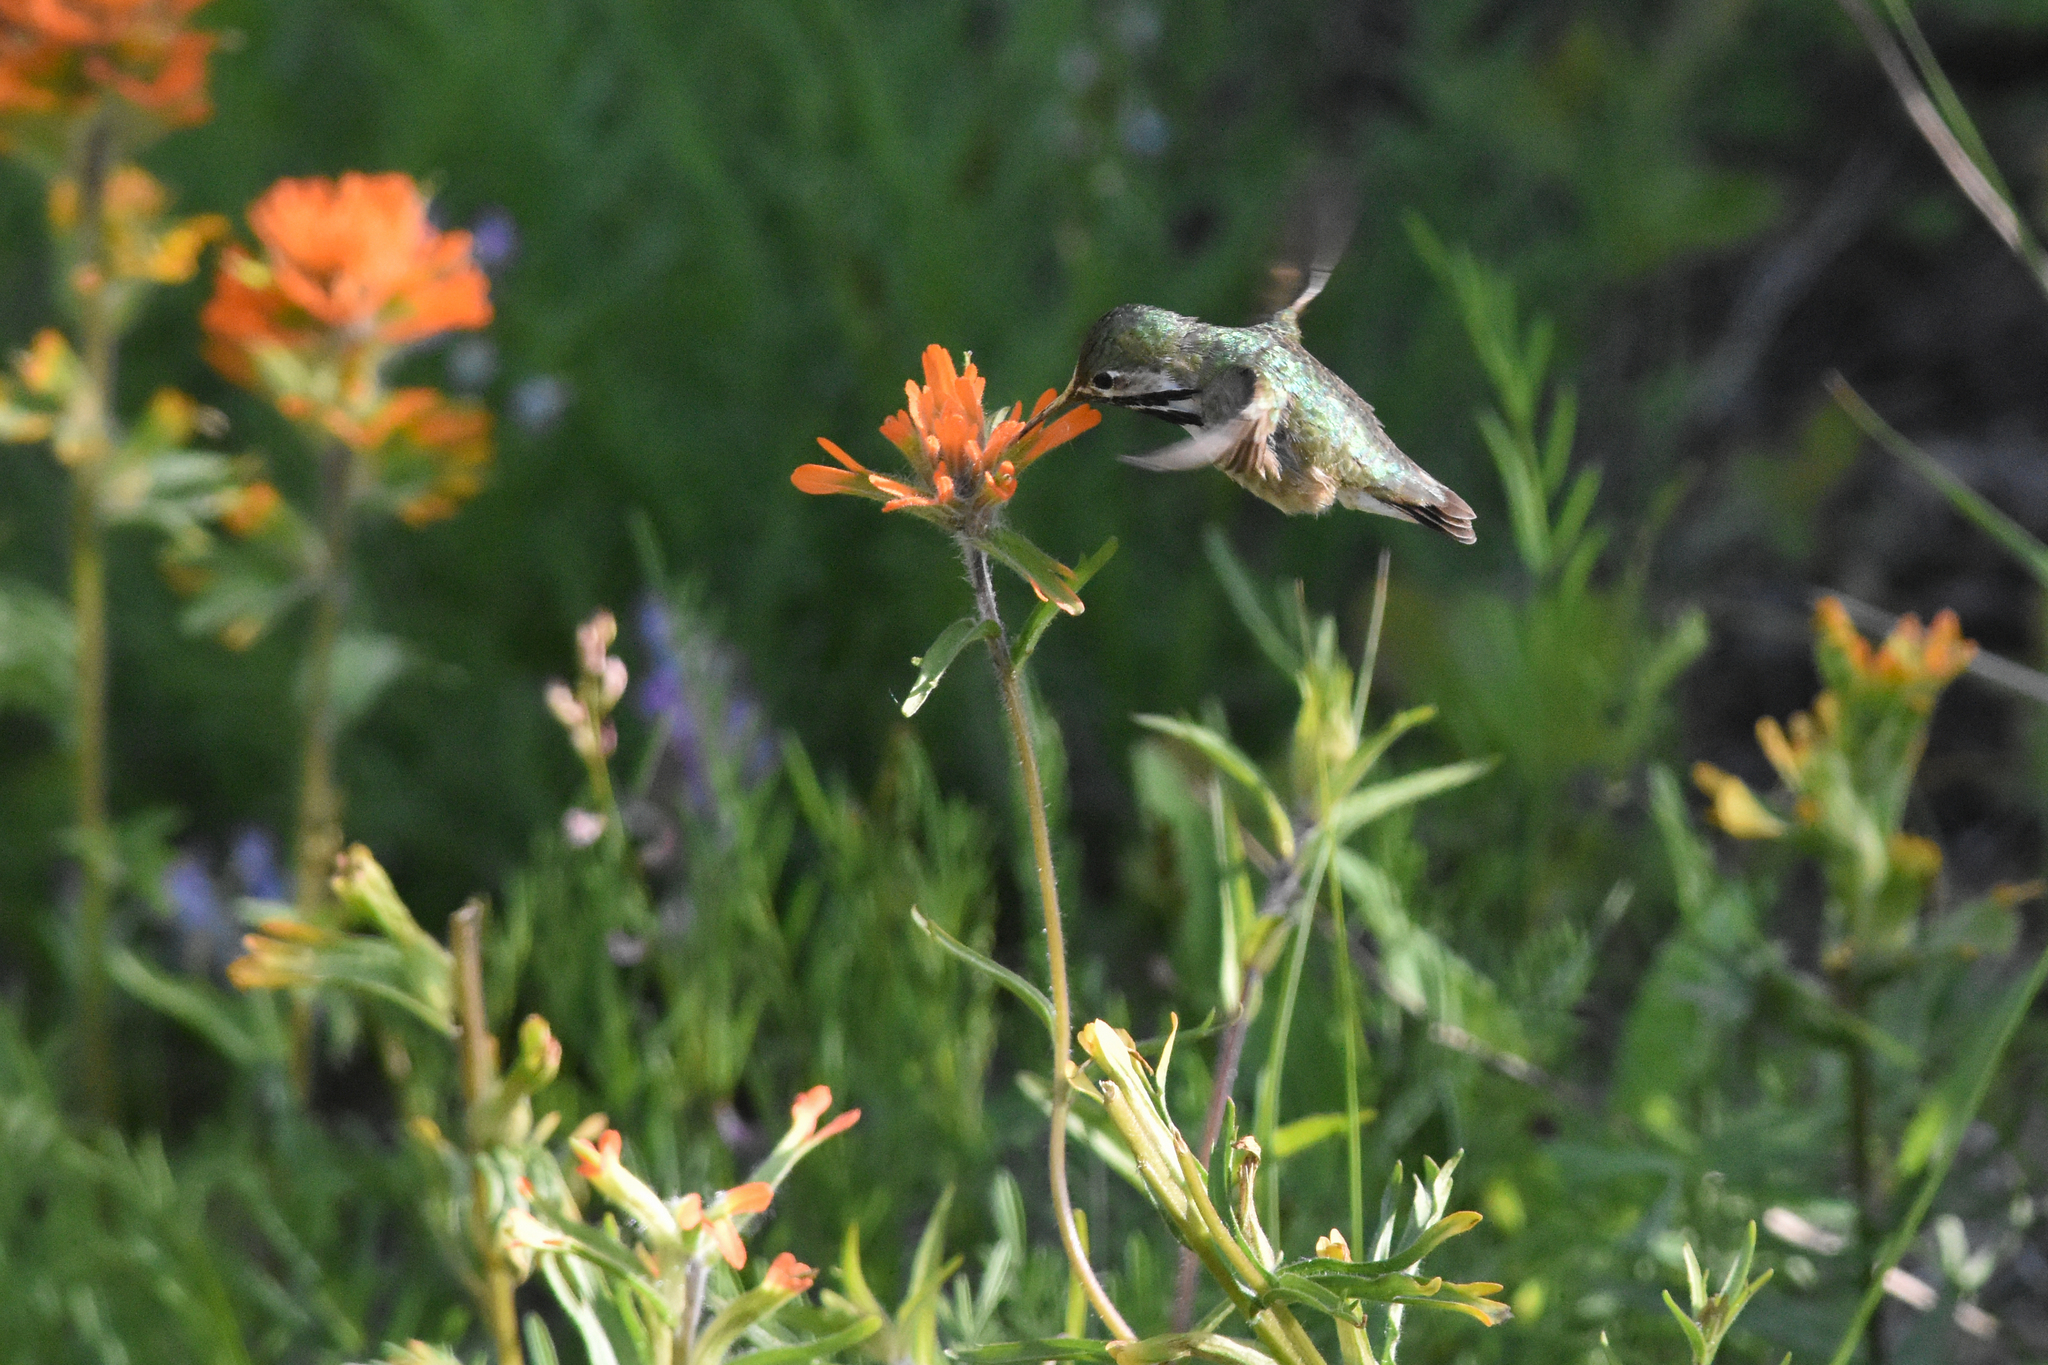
[1826, 938, 2048, 1365]
[68, 117, 119, 1123]
[287, 437, 354, 1095]
[1173, 852, 1309, 1330]
[1328, 873, 1364, 1254]
[294, 438, 353, 912]
[1254, 838, 1334, 1240]
[451, 902, 525, 1365]
[1845, 1035, 1883, 1365]
[964, 543, 1133, 1342]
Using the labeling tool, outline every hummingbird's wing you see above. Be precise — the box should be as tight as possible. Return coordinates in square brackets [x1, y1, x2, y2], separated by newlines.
[1120, 368, 1282, 479]
[1258, 168, 1359, 335]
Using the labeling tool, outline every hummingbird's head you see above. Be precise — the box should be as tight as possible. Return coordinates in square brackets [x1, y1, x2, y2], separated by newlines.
[1067, 304, 1201, 408]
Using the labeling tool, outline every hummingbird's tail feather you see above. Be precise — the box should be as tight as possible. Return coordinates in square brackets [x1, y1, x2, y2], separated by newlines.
[1337, 481, 1478, 545]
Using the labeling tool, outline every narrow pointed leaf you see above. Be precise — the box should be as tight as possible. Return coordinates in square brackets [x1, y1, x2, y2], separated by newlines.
[1203, 527, 1298, 672]
[1327, 761, 1493, 843]
[1330, 706, 1436, 802]
[948, 1341, 1114, 1365]
[1664, 1291, 1709, 1363]
[983, 528, 1083, 614]
[1135, 714, 1293, 857]
[903, 618, 998, 717]
[738, 1318, 883, 1365]
[1269, 1110, 1375, 1160]
[1830, 376, 2048, 589]
[1017, 538, 1118, 664]
[1260, 1272, 1360, 1322]
[912, 908, 1054, 1040]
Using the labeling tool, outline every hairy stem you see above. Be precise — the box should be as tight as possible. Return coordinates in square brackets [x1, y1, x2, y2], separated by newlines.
[69, 117, 119, 1123]
[1826, 939, 2048, 1365]
[964, 543, 1131, 1341]
[295, 439, 353, 909]
[1173, 849, 1314, 1329]
[289, 440, 353, 1093]
[1329, 875, 1365, 1253]
[1845, 1034, 1885, 1365]
[452, 903, 524, 1365]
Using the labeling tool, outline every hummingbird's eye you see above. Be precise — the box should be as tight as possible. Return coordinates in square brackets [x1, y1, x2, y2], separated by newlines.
[1091, 369, 1117, 390]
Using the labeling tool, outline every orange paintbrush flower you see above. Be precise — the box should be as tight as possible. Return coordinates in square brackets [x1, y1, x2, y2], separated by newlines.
[202, 172, 492, 385]
[795, 343, 1099, 529]
[0, 0, 214, 130]
[763, 1251, 816, 1294]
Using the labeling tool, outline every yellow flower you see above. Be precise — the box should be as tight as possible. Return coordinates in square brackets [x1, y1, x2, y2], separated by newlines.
[1692, 762, 1787, 839]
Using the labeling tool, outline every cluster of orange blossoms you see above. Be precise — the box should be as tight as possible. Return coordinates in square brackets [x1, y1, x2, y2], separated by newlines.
[202, 172, 493, 375]
[1693, 597, 1977, 845]
[201, 172, 496, 524]
[795, 343, 1098, 527]
[0, 0, 214, 130]
[1810, 594, 1974, 709]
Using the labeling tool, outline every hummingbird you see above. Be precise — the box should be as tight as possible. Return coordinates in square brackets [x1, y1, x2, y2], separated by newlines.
[1048, 186, 1475, 543]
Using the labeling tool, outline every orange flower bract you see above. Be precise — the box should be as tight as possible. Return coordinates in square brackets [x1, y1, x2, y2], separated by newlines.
[0, 0, 215, 128]
[201, 172, 492, 383]
[795, 343, 1099, 526]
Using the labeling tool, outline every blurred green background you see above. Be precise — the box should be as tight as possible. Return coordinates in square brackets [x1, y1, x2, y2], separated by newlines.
[3, 0, 2048, 1361]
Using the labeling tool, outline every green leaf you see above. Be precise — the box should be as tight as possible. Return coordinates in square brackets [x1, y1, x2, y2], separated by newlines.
[1014, 1071, 1143, 1192]
[1285, 1212, 1481, 1280]
[107, 949, 270, 1067]
[1831, 375, 2048, 589]
[738, 1317, 883, 1365]
[1664, 1290, 1708, 1364]
[1325, 760, 1494, 844]
[1134, 714, 1292, 858]
[540, 1257, 625, 1365]
[1269, 1110, 1375, 1160]
[0, 577, 71, 725]
[911, 908, 1054, 1041]
[902, 618, 998, 717]
[523, 1313, 563, 1365]
[1202, 527, 1297, 673]
[1329, 705, 1435, 804]
[1017, 537, 1117, 665]
[982, 528, 1081, 614]
[948, 1340, 1114, 1365]
[543, 1218, 674, 1322]
[1108, 1334, 1277, 1365]
[1260, 1271, 1360, 1322]
[328, 631, 409, 732]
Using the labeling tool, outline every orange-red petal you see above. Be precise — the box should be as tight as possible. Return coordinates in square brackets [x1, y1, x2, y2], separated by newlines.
[723, 1181, 774, 1216]
[765, 1251, 817, 1293]
[709, 1216, 747, 1269]
[816, 436, 866, 472]
[792, 464, 874, 497]
[1013, 404, 1100, 469]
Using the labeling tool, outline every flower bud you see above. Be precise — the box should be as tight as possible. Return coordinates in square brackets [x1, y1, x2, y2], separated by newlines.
[600, 656, 629, 708]
[577, 610, 618, 677]
[545, 680, 586, 731]
[764, 1251, 816, 1293]
[562, 808, 607, 848]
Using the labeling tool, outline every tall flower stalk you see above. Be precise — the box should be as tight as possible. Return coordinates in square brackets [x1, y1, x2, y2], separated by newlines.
[199, 171, 494, 1087]
[796, 344, 1128, 1334]
[0, 0, 224, 1119]
[200, 173, 492, 906]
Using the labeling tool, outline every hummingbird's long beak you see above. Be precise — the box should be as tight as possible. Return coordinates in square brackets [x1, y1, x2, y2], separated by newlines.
[1014, 368, 1087, 442]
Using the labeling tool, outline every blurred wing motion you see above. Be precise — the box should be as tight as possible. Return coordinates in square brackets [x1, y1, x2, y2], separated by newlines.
[1258, 166, 1360, 331]
[1121, 367, 1284, 481]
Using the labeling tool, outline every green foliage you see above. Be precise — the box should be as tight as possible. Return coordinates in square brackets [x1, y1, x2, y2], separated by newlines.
[6, 4, 2048, 1365]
